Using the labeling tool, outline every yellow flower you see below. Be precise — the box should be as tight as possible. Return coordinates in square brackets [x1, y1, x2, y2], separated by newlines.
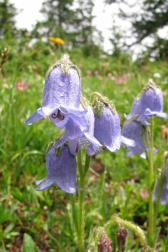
[48, 37, 65, 45]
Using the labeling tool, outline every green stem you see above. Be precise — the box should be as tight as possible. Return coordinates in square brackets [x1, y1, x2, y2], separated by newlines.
[147, 119, 156, 248]
[78, 151, 84, 252]
[70, 194, 79, 237]
[77, 152, 90, 252]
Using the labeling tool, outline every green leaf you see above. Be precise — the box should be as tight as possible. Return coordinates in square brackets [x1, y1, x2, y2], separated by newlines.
[22, 233, 39, 252]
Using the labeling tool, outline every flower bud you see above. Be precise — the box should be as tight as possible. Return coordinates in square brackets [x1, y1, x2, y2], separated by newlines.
[116, 228, 128, 252]
[98, 235, 112, 252]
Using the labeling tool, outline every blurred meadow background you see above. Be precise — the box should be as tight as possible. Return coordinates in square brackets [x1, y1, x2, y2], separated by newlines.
[0, 0, 168, 251]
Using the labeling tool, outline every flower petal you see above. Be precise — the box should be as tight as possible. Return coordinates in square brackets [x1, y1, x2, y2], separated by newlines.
[84, 132, 101, 156]
[49, 106, 88, 132]
[43, 64, 81, 109]
[140, 85, 163, 114]
[122, 120, 146, 156]
[25, 106, 58, 125]
[25, 109, 44, 125]
[94, 106, 121, 152]
[128, 83, 166, 125]
[121, 136, 135, 147]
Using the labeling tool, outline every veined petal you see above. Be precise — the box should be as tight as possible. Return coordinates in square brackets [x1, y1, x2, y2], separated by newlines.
[36, 145, 76, 194]
[140, 84, 163, 114]
[25, 109, 44, 125]
[43, 60, 81, 108]
[130, 96, 142, 116]
[128, 81, 166, 125]
[25, 55, 82, 125]
[122, 120, 147, 156]
[25, 105, 58, 125]
[94, 106, 121, 152]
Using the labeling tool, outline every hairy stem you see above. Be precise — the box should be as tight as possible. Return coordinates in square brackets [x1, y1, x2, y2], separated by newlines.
[147, 119, 156, 248]
[77, 152, 90, 252]
[109, 215, 149, 250]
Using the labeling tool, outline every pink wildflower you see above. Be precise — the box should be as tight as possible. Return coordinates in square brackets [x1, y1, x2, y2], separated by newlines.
[15, 80, 29, 92]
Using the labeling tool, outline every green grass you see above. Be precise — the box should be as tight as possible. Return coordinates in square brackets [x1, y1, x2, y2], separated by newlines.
[0, 41, 168, 251]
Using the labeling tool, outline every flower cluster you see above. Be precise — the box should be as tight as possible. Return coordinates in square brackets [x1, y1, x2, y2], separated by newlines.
[25, 55, 132, 193]
[25, 54, 168, 196]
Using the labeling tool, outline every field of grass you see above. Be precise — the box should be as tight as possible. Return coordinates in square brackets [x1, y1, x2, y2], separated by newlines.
[0, 42, 168, 251]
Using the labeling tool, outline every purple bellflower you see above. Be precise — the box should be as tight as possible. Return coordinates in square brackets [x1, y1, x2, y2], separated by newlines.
[127, 79, 168, 125]
[122, 120, 147, 157]
[25, 54, 87, 131]
[153, 169, 168, 205]
[36, 104, 101, 194]
[153, 154, 168, 204]
[36, 144, 76, 194]
[122, 80, 168, 156]
[52, 104, 102, 156]
[92, 93, 134, 152]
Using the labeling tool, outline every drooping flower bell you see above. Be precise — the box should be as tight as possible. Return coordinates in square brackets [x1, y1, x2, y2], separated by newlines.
[52, 102, 102, 156]
[122, 120, 147, 157]
[153, 153, 168, 204]
[122, 80, 168, 157]
[25, 54, 85, 126]
[36, 144, 76, 194]
[153, 169, 168, 205]
[92, 92, 134, 152]
[127, 79, 168, 125]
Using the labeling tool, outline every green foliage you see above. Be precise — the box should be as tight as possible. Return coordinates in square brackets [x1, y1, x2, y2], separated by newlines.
[0, 41, 168, 250]
[23, 234, 39, 252]
[132, 0, 168, 42]
[32, 0, 101, 51]
[107, 0, 168, 59]
[0, 0, 17, 39]
[33, 0, 79, 44]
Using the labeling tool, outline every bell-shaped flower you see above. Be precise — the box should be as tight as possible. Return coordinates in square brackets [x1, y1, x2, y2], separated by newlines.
[52, 104, 102, 156]
[36, 144, 76, 194]
[153, 169, 168, 205]
[122, 120, 147, 157]
[25, 54, 84, 126]
[92, 93, 134, 152]
[127, 79, 168, 125]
